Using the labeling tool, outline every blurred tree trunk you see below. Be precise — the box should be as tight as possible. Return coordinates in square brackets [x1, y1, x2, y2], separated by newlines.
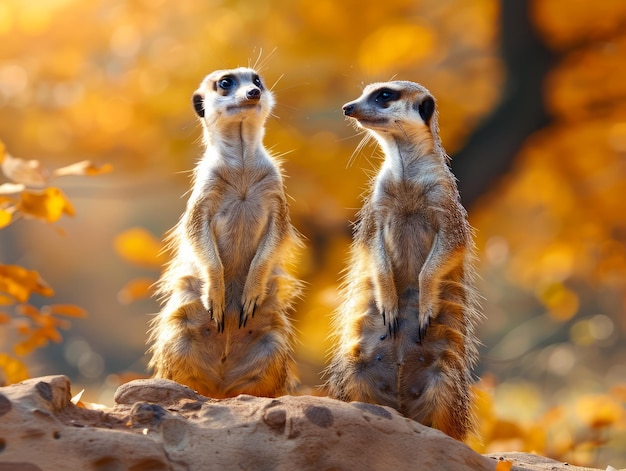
[451, 0, 556, 209]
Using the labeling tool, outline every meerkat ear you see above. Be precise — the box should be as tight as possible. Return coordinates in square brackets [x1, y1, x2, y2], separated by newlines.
[192, 93, 205, 118]
[416, 96, 435, 124]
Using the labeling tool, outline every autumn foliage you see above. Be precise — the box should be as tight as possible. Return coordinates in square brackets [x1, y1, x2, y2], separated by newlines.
[0, 0, 625, 467]
[0, 140, 108, 383]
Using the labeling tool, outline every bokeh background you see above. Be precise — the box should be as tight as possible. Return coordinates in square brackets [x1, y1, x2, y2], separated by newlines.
[1, 0, 625, 466]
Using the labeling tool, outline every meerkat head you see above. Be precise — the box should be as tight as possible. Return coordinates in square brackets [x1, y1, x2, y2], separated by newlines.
[192, 67, 275, 129]
[342, 81, 439, 148]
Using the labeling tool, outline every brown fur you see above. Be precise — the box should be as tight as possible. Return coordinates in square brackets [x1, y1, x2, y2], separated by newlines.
[147, 68, 302, 398]
[325, 81, 481, 440]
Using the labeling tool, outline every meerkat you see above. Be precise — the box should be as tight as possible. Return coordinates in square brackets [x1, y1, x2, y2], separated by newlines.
[325, 81, 481, 441]
[147, 67, 302, 399]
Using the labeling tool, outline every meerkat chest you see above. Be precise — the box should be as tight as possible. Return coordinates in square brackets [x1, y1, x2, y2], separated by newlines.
[212, 178, 274, 233]
[204, 165, 280, 258]
[372, 178, 438, 267]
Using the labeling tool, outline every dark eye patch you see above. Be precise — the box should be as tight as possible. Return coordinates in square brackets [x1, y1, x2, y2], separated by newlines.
[252, 74, 263, 89]
[218, 76, 235, 90]
[370, 88, 400, 107]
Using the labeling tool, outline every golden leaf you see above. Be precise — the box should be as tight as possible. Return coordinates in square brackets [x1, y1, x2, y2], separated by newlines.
[18, 187, 75, 222]
[16, 303, 41, 318]
[0, 353, 29, 386]
[576, 394, 623, 429]
[14, 333, 48, 356]
[0, 140, 5, 162]
[42, 325, 63, 343]
[495, 461, 513, 471]
[1, 153, 49, 187]
[52, 160, 113, 178]
[0, 265, 55, 302]
[0, 312, 11, 323]
[47, 304, 88, 318]
[0, 208, 12, 229]
[117, 277, 156, 304]
[114, 227, 165, 268]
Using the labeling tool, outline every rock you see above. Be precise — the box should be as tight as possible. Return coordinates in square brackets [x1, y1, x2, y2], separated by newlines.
[0, 376, 612, 471]
[488, 453, 615, 471]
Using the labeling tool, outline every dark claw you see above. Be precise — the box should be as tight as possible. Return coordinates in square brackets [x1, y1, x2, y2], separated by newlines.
[381, 310, 386, 326]
[251, 302, 257, 319]
[239, 307, 245, 329]
[419, 318, 429, 342]
[208, 306, 214, 320]
[217, 314, 225, 334]
[386, 317, 400, 339]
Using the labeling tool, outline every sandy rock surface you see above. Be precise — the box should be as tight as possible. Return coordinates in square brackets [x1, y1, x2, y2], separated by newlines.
[0, 376, 615, 471]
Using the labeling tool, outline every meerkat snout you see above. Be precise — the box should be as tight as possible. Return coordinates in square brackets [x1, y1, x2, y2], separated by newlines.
[246, 87, 261, 100]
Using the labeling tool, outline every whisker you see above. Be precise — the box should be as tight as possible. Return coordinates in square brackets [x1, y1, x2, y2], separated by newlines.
[250, 46, 278, 72]
[346, 131, 372, 169]
[270, 73, 284, 92]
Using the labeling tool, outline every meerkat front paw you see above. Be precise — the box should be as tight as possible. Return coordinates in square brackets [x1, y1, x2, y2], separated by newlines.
[417, 300, 437, 341]
[375, 294, 400, 338]
[204, 282, 226, 333]
[240, 280, 266, 329]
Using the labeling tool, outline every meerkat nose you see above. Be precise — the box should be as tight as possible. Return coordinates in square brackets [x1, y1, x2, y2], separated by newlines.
[246, 87, 261, 100]
[343, 103, 355, 116]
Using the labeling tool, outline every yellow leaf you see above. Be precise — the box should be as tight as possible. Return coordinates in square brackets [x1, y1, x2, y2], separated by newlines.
[495, 461, 513, 471]
[0, 265, 54, 302]
[18, 187, 75, 222]
[16, 303, 41, 318]
[42, 325, 62, 343]
[114, 227, 165, 268]
[117, 277, 156, 304]
[0, 208, 12, 229]
[52, 160, 113, 178]
[14, 334, 48, 356]
[1, 153, 49, 186]
[576, 394, 623, 429]
[0, 353, 29, 386]
[47, 304, 88, 318]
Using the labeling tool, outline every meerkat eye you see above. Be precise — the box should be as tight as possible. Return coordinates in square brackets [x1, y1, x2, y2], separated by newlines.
[218, 77, 235, 90]
[374, 88, 399, 104]
[252, 75, 263, 89]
